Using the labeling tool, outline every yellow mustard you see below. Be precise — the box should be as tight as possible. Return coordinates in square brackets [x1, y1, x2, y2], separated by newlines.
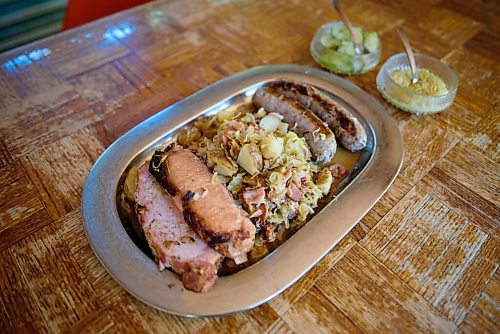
[390, 68, 448, 96]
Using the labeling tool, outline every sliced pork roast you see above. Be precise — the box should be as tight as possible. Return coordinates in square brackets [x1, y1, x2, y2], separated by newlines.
[134, 164, 222, 292]
[149, 144, 256, 260]
[265, 80, 367, 152]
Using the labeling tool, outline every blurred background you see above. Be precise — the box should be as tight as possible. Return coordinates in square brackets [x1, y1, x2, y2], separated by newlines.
[0, 0, 151, 52]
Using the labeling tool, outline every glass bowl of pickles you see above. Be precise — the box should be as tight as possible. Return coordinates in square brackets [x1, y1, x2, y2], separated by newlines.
[310, 21, 381, 75]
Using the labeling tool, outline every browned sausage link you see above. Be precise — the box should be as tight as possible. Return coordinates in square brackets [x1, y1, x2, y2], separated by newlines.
[265, 81, 367, 152]
[252, 87, 337, 164]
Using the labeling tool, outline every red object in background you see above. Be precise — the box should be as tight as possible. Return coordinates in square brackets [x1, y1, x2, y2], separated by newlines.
[63, 0, 152, 30]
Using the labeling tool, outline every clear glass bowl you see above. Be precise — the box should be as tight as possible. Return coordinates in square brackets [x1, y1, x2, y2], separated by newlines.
[376, 53, 458, 115]
[310, 21, 381, 75]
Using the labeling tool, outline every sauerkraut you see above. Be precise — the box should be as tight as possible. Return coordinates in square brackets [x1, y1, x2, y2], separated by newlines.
[177, 104, 336, 241]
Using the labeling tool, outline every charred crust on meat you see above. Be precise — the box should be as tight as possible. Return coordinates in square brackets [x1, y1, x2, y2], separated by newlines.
[267, 80, 308, 95]
[183, 191, 196, 203]
[149, 150, 163, 171]
[206, 227, 250, 246]
[149, 150, 179, 196]
[183, 206, 230, 245]
[208, 235, 230, 246]
[313, 95, 355, 134]
[149, 150, 166, 177]
[165, 142, 176, 152]
[183, 205, 250, 252]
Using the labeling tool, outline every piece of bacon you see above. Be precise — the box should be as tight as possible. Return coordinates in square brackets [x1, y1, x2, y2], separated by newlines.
[241, 187, 266, 207]
[241, 187, 268, 228]
[220, 133, 230, 148]
[329, 163, 348, 179]
[286, 182, 303, 201]
[228, 120, 244, 131]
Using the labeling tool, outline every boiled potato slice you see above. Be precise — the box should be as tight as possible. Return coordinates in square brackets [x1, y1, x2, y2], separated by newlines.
[316, 169, 333, 195]
[237, 143, 263, 176]
[261, 135, 284, 159]
[259, 114, 281, 133]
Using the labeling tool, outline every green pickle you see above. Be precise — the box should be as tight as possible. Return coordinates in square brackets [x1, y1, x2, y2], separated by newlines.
[337, 41, 356, 56]
[319, 49, 353, 73]
[363, 31, 379, 53]
[316, 22, 380, 74]
[319, 33, 341, 48]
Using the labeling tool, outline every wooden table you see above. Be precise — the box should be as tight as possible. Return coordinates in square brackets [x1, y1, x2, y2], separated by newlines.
[0, 0, 498, 332]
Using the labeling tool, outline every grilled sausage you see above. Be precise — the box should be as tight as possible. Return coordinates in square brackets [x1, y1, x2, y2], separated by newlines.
[265, 80, 367, 152]
[253, 87, 337, 163]
[134, 164, 222, 292]
[149, 144, 256, 259]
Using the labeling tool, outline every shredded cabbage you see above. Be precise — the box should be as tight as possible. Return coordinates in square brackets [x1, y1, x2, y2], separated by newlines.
[179, 104, 335, 241]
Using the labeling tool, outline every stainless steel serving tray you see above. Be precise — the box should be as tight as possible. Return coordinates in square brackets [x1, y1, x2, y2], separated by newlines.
[82, 64, 403, 317]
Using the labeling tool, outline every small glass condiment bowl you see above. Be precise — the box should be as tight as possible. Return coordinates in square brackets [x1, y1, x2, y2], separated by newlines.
[376, 53, 458, 115]
[310, 21, 381, 75]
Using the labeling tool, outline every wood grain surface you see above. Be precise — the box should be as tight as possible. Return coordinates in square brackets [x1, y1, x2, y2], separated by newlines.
[0, 0, 498, 332]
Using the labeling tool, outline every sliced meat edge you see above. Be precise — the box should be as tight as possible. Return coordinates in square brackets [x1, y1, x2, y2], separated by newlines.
[149, 145, 256, 259]
[134, 164, 222, 292]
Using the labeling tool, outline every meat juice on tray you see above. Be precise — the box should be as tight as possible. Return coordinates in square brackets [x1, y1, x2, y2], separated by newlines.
[117, 80, 366, 292]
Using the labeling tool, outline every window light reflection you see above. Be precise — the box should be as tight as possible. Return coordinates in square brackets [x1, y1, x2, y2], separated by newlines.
[1, 48, 52, 75]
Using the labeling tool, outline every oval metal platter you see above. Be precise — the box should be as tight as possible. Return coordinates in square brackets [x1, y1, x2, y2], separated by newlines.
[82, 64, 404, 317]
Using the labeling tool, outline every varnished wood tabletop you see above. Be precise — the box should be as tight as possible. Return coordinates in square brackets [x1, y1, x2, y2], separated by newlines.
[0, 0, 498, 332]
